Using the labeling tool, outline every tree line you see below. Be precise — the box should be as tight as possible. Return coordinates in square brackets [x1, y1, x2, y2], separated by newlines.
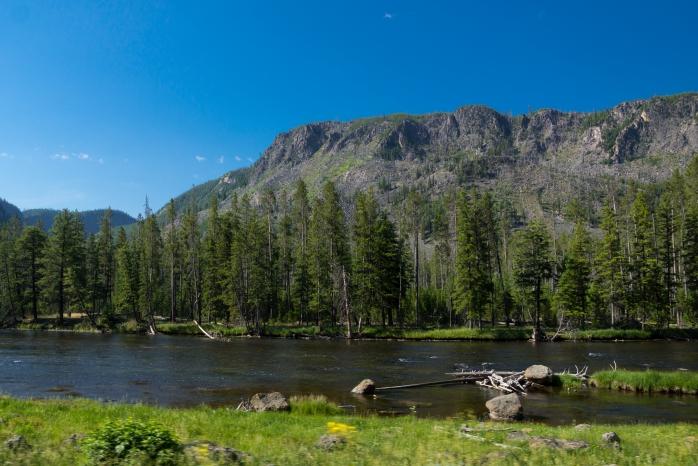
[1, 158, 698, 332]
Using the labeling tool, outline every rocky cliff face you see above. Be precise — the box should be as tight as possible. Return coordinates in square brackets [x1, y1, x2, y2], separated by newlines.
[171, 93, 698, 217]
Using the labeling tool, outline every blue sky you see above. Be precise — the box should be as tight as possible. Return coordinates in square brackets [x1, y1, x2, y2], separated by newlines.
[0, 0, 696, 216]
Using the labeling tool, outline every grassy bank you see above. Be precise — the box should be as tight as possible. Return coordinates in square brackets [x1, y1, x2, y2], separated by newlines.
[590, 370, 698, 395]
[11, 319, 698, 341]
[0, 397, 696, 465]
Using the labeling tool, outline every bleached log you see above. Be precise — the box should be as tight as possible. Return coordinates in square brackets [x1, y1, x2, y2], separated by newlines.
[193, 320, 216, 340]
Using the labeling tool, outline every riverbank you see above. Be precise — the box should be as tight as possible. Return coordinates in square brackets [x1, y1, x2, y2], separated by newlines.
[11, 318, 698, 341]
[0, 397, 696, 465]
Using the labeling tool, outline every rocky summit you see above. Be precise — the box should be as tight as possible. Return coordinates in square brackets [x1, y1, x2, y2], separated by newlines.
[169, 93, 698, 221]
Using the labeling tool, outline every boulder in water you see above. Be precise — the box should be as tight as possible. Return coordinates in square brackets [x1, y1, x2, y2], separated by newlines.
[351, 379, 376, 395]
[485, 393, 523, 421]
[524, 364, 553, 385]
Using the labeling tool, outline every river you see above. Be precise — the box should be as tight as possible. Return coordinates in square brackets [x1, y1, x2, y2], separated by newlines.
[1, 330, 697, 424]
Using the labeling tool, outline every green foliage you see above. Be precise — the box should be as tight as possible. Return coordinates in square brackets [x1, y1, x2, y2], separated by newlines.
[289, 395, 344, 415]
[84, 418, 181, 465]
[591, 370, 698, 394]
[580, 110, 609, 130]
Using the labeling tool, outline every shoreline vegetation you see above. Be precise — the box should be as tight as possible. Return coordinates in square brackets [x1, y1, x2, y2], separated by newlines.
[9, 317, 698, 341]
[0, 396, 696, 465]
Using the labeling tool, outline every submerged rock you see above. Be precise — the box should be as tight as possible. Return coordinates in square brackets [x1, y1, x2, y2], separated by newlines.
[524, 365, 553, 385]
[351, 379, 376, 395]
[485, 393, 523, 421]
[249, 392, 290, 412]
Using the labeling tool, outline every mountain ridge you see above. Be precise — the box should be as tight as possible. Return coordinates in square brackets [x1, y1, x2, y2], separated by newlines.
[165, 93, 698, 220]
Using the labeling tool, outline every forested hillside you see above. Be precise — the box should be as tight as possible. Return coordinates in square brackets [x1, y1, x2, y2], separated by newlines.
[1, 93, 698, 336]
[23, 208, 136, 234]
[1, 155, 698, 334]
[0, 198, 21, 224]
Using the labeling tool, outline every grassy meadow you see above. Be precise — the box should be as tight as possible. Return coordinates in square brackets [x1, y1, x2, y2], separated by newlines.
[0, 396, 696, 465]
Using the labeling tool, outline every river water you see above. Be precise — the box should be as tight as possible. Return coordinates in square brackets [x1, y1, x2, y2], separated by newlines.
[1, 330, 697, 424]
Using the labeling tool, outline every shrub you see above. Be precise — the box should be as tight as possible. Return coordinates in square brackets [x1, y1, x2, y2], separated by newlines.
[290, 395, 344, 415]
[84, 418, 181, 465]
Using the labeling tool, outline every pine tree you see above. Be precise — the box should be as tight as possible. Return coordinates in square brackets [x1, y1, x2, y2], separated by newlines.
[17, 226, 47, 320]
[555, 221, 592, 327]
[309, 182, 349, 325]
[277, 191, 294, 320]
[202, 195, 230, 323]
[291, 180, 311, 324]
[454, 191, 492, 328]
[96, 208, 114, 316]
[683, 204, 698, 323]
[164, 199, 179, 322]
[596, 202, 625, 326]
[40, 210, 85, 325]
[629, 192, 662, 326]
[138, 213, 163, 325]
[114, 227, 138, 318]
[513, 219, 552, 337]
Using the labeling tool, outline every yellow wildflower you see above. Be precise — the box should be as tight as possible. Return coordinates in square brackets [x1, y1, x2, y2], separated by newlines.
[326, 421, 357, 436]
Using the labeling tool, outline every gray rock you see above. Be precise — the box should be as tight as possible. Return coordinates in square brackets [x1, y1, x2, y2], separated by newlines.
[485, 393, 523, 421]
[574, 423, 592, 430]
[528, 436, 588, 450]
[185, 441, 249, 464]
[249, 392, 290, 412]
[602, 431, 621, 446]
[4, 435, 29, 451]
[524, 365, 553, 385]
[351, 379, 376, 395]
[316, 434, 346, 451]
[507, 431, 530, 441]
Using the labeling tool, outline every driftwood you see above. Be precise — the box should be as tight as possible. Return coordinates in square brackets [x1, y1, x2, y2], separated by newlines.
[375, 378, 471, 391]
[372, 365, 590, 396]
[476, 371, 529, 395]
[194, 320, 216, 340]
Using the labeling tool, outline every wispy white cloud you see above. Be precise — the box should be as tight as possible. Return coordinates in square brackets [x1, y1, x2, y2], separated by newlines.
[0, 152, 12, 159]
[76, 152, 90, 160]
[218, 155, 225, 164]
[246, 157, 254, 163]
[234, 155, 242, 162]
[384, 12, 393, 19]
[98, 157, 105, 165]
[195, 155, 206, 162]
[51, 153, 70, 161]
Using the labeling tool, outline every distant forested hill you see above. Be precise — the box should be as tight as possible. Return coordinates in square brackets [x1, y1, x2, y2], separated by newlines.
[23, 209, 137, 234]
[0, 198, 21, 224]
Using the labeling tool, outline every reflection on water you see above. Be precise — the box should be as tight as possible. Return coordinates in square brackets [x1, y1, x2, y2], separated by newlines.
[0, 330, 697, 424]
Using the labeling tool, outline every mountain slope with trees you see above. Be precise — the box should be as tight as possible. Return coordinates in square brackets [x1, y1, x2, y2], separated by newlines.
[0, 198, 21, 225]
[1, 93, 698, 337]
[23, 208, 136, 234]
[167, 93, 698, 223]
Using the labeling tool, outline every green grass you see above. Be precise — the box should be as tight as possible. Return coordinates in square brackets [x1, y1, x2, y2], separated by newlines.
[359, 326, 532, 341]
[591, 370, 698, 395]
[0, 397, 696, 465]
[13, 319, 698, 342]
